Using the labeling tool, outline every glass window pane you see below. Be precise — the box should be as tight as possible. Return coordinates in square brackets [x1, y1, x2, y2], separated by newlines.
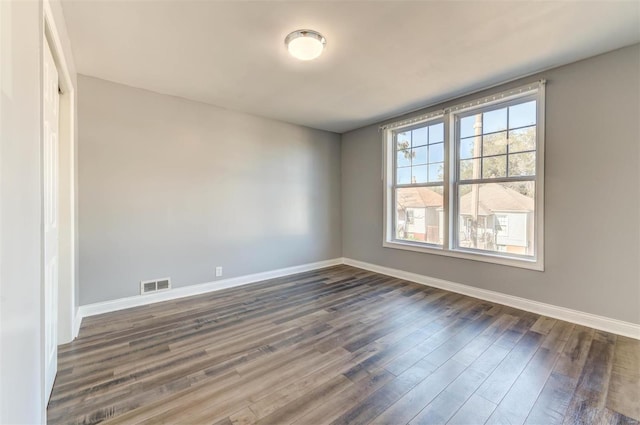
[412, 127, 428, 147]
[483, 131, 507, 156]
[412, 165, 428, 184]
[397, 167, 411, 184]
[412, 146, 427, 165]
[397, 149, 411, 167]
[459, 158, 480, 180]
[396, 186, 444, 245]
[483, 107, 507, 134]
[428, 163, 444, 182]
[508, 127, 536, 153]
[396, 131, 411, 150]
[459, 137, 479, 160]
[509, 100, 536, 128]
[460, 114, 481, 139]
[508, 152, 536, 177]
[457, 182, 535, 256]
[428, 143, 444, 163]
[428, 123, 444, 144]
[482, 155, 507, 179]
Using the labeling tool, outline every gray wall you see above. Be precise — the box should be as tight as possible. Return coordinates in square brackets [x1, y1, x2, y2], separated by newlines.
[342, 45, 640, 325]
[0, 1, 45, 422]
[78, 75, 341, 305]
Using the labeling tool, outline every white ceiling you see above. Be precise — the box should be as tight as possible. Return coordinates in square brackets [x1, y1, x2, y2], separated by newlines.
[61, 1, 640, 133]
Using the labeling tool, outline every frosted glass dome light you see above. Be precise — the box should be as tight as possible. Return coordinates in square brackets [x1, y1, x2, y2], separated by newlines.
[285, 30, 326, 61]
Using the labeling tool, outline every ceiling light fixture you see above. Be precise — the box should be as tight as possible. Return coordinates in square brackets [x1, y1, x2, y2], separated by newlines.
[285, 29, 326, 61]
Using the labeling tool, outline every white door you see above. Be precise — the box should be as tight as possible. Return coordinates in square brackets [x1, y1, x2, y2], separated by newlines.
[43, 36, 60, 402]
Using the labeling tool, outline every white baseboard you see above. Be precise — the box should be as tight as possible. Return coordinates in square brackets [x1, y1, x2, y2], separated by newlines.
[73, 308, 82, 339]
[73, 256, 639, 341]
[343, 258, 640, 340]
[75, 258, 343, 328]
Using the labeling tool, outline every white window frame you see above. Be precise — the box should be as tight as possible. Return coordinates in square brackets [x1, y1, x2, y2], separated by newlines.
[383, 81, 545, 271]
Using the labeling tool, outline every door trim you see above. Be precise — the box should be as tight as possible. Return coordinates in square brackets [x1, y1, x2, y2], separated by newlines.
[42, 0, 76, 413]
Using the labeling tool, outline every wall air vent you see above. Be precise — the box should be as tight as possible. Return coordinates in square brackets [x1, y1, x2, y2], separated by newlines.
[140, 277, 172, 295]
[142, 281, 156, 293]
[156, 279, 171, 291]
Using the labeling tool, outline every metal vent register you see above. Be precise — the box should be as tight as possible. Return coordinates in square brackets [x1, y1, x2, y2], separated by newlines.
[140, 277, 171, 295]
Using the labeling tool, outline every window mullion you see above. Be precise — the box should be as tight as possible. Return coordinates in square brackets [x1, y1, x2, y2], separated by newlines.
[444, 112, 454, 252]
[458, 176, 536, 185]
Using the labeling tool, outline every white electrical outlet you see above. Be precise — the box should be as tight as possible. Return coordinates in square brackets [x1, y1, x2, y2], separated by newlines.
[215, 266, 223, 277]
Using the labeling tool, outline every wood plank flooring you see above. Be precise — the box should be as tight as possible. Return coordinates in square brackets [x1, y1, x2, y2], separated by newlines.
[47, 265, 640, 425]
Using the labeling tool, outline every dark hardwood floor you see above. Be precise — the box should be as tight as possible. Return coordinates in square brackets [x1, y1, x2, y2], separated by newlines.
[47, 265, 640, 425]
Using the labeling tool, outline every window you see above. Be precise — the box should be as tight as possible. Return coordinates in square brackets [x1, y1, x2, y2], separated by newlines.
[383, 81, 545, 270]
[496, 215, 509, 237]
[394, 121, 445, 245]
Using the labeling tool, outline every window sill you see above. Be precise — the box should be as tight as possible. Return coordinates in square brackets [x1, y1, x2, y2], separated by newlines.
[382, 240, 544, 271]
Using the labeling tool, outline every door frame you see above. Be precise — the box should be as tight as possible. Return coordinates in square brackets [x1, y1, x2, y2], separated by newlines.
[42, 0, 76, 410]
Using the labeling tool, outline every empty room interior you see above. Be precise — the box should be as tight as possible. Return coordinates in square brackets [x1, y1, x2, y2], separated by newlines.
[2, 1, 640, 424]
